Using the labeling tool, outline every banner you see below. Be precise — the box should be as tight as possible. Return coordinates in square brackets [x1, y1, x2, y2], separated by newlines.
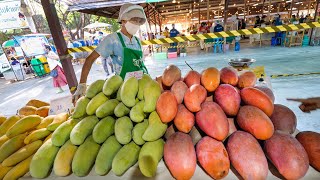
[14, 35, 49, 57]
[0, 0, 28, 30]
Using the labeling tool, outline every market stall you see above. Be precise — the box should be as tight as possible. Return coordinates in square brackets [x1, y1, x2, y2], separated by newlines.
[0, 64, 319, 180]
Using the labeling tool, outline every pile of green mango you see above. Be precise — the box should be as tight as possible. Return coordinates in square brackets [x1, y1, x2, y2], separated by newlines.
[29, 75, 166, 178]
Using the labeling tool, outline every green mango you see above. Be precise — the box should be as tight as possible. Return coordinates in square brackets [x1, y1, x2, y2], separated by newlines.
[112, 141, 140, 176]
[138, 74, 152, 100]
[96, 99, 119, 118]
[139, 139, 164, 177]
[143, 80, 161, 113]
[103, 75, 123, 96]
[130, 100, 145, 123]
[114, 116, 133, 145]
[132, 120, 148, 145]
[86, 92, 108, 115]
[85, 80, 105, 98]
[52, 118, 81, 147]
[93, 116, 115, 144]
[72, 136, 100, 177]
[70, 116, 99, 145]
[95, 136, 122, 176]
[120, 77, 138, 107]
[142, 111, 167, 142]
[72, 97, 90, 119]
[116, 84, 122, 102]
[114, 102, 130, 118]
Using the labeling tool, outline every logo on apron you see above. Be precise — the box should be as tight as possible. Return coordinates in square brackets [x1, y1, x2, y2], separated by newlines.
[132, 58, 143, 68]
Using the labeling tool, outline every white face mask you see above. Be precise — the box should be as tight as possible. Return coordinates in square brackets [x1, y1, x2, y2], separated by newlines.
[125, 22, 140, 35]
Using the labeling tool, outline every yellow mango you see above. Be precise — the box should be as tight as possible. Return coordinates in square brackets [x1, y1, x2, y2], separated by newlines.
[0, 115, 21, 136]
[24, 129, 51, 144]
[3, 155, 33, 180]
[36, 115, 55, 129]
[6, 115, 42, 138]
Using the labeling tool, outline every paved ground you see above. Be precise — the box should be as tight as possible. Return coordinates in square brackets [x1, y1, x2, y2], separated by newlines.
[0, 45, 319, 132]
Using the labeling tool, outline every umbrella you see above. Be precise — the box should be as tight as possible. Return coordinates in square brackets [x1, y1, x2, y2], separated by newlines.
[84, 22, 112, 29]
[2, 39, 18, 48]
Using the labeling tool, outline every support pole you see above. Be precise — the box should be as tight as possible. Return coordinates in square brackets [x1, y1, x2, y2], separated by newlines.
[307, 0, 312, 15]
[244, 0, 246, 20]
[198, 0, 201, 24]
[309, 0, 320, 45]
[154, 9, 157, 34]
[262, 0, 266, 16]
[41, 0, 77, 93]
[277, 2, 280, 14]
[224, 0, 229, 51]
[207, 0, 209, 22]
[268, 0, 271, 20]
[289, 0, 294, 18]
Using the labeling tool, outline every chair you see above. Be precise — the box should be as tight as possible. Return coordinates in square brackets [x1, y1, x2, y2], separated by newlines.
[213, 38, 224, 53]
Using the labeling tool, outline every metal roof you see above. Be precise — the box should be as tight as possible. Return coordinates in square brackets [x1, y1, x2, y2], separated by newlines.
[65, 0, 316, 23]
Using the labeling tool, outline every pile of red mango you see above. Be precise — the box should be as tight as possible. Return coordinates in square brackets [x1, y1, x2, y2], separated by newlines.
[154, 65, 320, 180]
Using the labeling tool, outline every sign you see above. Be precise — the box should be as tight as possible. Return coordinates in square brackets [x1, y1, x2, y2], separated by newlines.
[124, 70, 143, 80]
[0, 0, 29, 30]
[14, 47, 23, 56]
[49, 95, 74, 115]
[14, 35, 49, 57]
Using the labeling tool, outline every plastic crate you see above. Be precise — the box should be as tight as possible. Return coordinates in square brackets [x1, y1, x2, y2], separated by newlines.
[168, 52, 178, 59]
[154, 52, 167, 60]
[31, 58, 46, 77]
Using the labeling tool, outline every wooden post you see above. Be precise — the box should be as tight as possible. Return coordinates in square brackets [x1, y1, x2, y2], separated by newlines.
[309, 0, 320, 45]
[244, 0, 247, 20]
[41, 0, 77, 93]
[289, 0, 294, 18]
[207, 0, 210, 22]
[277, 2, 280, 14]
[268, 0, 271, 20]
[198, 0, 201, 24]
[153, 8, 157, 34]
[262, 0, 266, 16]
[307, 0, 312, 15]
[224, 0, 229, 50]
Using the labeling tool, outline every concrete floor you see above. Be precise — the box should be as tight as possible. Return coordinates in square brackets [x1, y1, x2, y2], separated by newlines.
[0, 45, 319, 132]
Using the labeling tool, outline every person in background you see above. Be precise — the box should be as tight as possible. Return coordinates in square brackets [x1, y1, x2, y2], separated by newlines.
[254, 16, 261, 28]
[299, 14, 305, 23]
[260, 15, 269, 27]
[240, 19, 246, 38]
[199, 22, 207, 50]
[170, 24, 180, 37]
[45, 45, 68, 93]
[290, 14, 298, 24]
[163, 27, 169, 38]
[10, 57, 19, 65]
[169, 24, 180, 53]
[72, 3, 148, 103]
[214, 20, 224, 32]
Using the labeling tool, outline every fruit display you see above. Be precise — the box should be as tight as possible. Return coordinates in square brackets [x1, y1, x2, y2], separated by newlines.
[0, 65, 319, 180]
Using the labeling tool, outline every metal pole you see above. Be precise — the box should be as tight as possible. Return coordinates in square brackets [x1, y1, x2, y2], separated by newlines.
[41, 0, 77, 93]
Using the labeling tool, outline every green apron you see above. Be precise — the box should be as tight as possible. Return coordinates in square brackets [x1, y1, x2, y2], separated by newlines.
[117, 32, 148, 79]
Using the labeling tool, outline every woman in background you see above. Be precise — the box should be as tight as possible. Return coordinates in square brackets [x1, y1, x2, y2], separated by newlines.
[45, 45, 68, 93]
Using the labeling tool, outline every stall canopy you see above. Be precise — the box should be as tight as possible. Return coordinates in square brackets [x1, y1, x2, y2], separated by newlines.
[65, 0, 316, 25]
